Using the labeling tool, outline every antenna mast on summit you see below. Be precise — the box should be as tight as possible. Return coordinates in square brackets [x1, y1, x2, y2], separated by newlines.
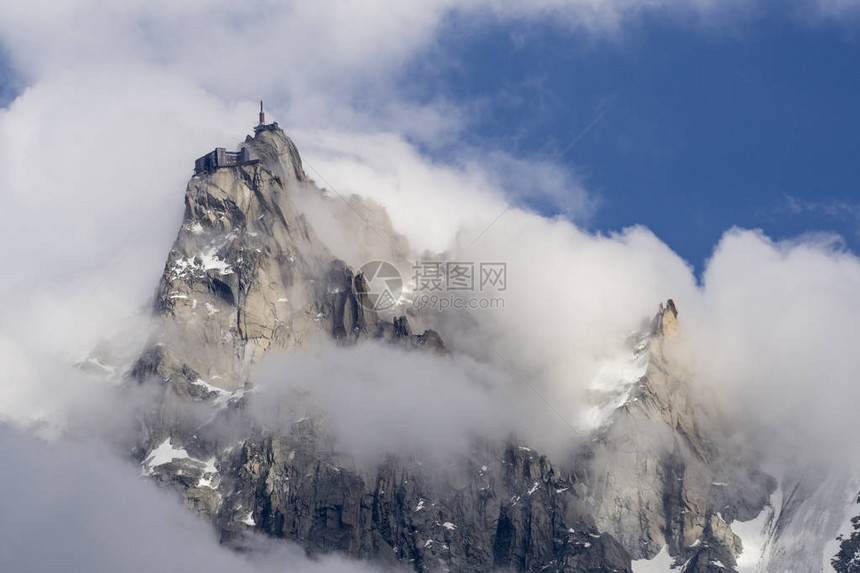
[254, 101, 278, 134]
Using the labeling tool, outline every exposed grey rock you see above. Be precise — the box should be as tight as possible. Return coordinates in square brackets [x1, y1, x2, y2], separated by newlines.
[580, 301, 775, 572]
[832, 492, 860, 573]
[127, 126, 777, 573]
[212, 433, 631, 572]
[140, 127, 440, 390]
[758, 467, 856, 573]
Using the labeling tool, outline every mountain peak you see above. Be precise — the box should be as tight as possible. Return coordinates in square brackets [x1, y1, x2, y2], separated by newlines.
[243, 124, 309, 186]
[123, 125, 776, 573]
[653, 298, 680, 338]
[136, 125, 443, 392]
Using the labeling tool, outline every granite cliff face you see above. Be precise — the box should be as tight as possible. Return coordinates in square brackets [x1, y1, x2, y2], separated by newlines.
[124, 125, 808, 573]
[131, 127, 440, 388]
[579, 302, 775, 571]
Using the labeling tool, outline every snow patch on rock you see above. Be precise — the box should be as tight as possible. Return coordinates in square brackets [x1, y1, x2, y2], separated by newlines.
[142, 438, 189, 474]
[631, 545, 673, 573]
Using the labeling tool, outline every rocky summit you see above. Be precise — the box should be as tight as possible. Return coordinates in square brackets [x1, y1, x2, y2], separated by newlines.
[117, 125, 858, 573]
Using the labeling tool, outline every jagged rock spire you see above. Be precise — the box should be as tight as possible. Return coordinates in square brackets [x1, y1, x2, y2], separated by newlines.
[652, 298, 680, 338]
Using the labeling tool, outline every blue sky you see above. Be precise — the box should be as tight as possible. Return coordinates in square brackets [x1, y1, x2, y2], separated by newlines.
[1, 3, 858, 273]
[0, 48, 20, 108]
[5, 7, 860, 573]
[399, 12, 860, 270]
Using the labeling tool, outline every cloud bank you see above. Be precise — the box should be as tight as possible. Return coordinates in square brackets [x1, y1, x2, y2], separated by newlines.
[2, 0, 860, 569]
[0, 424, 382, 573]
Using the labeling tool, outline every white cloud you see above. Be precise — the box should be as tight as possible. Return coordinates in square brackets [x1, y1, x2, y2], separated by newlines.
[782, 195, 860, 236]
[0, 424, 379, 573]
[0, 66, 255, 433]
[252, 341, 534, 463]
[684, 229, 860, 457]
[2, 0, 860, 567]
[805, 0, 860, 18]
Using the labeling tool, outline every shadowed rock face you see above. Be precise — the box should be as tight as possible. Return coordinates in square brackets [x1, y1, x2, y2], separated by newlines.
[216, 433, 632, 573]
[127, 127, 774, 573]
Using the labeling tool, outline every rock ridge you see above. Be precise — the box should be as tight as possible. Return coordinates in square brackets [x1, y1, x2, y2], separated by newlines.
[124, 125, 774, 573]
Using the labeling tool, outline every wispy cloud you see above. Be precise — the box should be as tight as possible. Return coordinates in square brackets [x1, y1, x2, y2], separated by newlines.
[2, 0, 860, 569]
[783, 195, 860, 235]
[0, 424, 379, 573]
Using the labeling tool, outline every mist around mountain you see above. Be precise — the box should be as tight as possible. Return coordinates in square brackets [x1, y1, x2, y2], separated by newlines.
[3, 120, 859, 573]
[5, 1, 860, 572]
